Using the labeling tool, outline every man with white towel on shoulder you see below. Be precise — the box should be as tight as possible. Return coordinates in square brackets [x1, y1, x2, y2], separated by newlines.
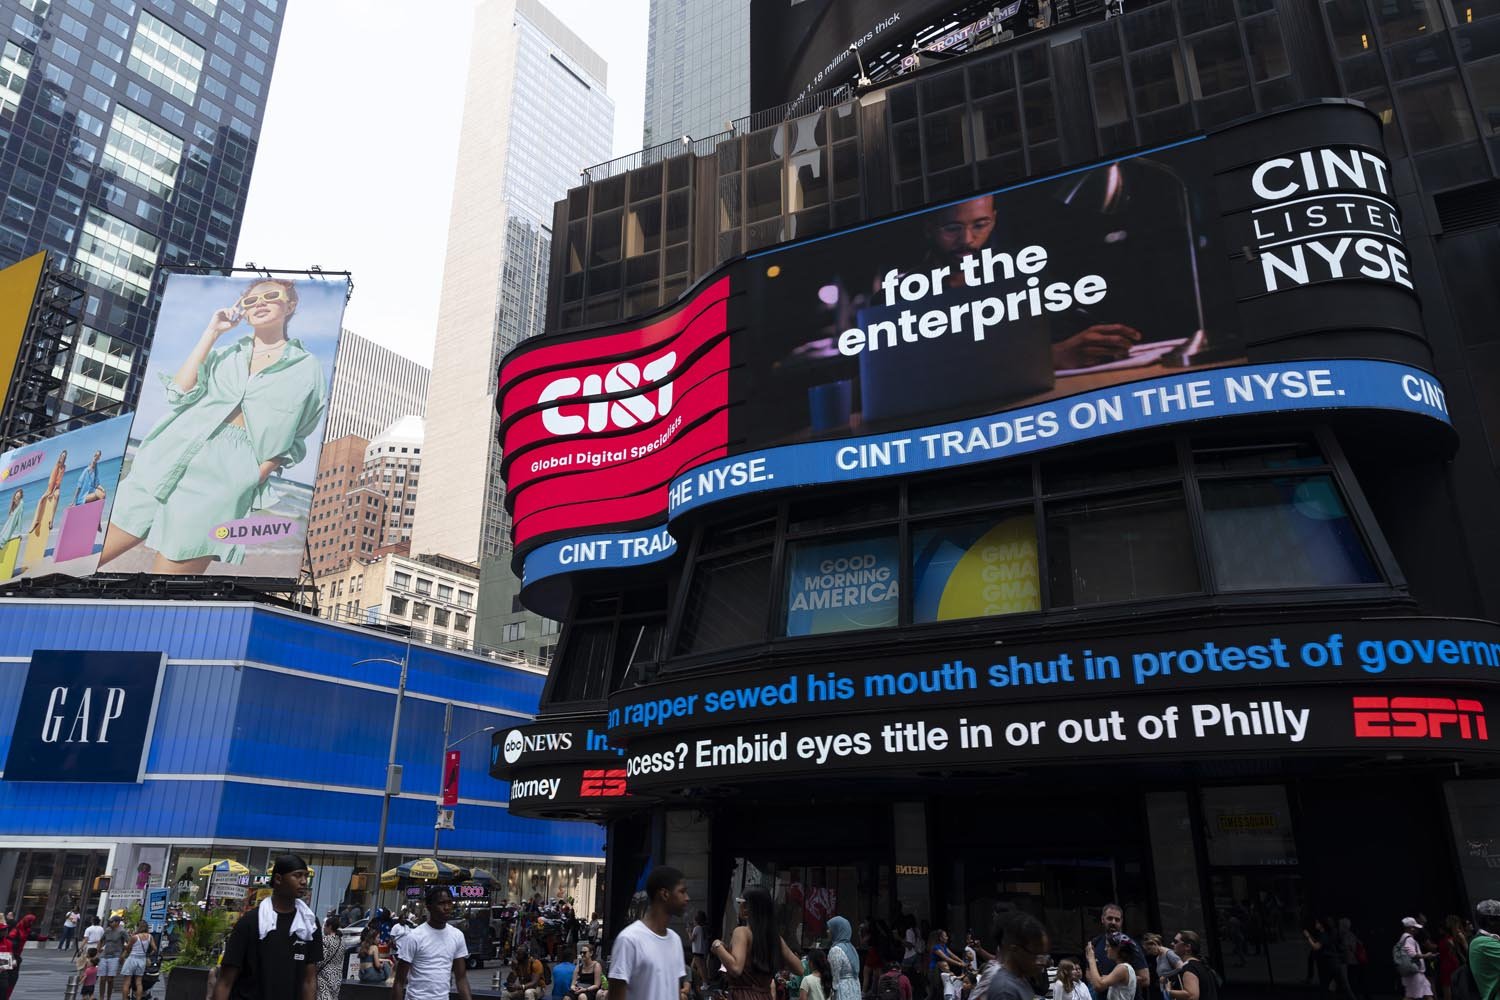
[213, 854, 322, 1000]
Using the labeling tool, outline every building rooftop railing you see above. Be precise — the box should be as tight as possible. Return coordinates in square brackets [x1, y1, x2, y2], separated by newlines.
[579, 82, 861, 185]
[576, 2, 1112, 186]
[314, 602, 553, 673]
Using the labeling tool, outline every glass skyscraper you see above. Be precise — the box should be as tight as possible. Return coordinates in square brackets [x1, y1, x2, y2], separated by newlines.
[642, 0, 748, 148]
[0, 0, 284, 419]
[412, 0, 613, 569]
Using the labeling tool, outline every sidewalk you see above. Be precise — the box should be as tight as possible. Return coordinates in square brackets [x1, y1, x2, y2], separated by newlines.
[10, 942, 90, 1000]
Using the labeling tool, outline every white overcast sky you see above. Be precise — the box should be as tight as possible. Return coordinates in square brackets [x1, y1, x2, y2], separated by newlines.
[235, 0, 649, 367]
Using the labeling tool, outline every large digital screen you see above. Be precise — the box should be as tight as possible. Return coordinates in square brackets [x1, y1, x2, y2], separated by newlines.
[749, 0, 964, 110]
[98, 274, 348, 580]
[0, 252, 46, 421]
[0, 413, 135, 581]
[499, 108, 1439, 596]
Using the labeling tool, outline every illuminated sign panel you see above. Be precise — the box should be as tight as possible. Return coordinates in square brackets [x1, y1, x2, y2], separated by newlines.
[498, 104, 1441, 598]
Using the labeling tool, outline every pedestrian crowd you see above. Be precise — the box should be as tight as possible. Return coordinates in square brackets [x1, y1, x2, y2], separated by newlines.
[2, 867, 1500, 1000]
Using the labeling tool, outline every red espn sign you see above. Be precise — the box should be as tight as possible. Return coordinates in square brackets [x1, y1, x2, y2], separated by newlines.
[579, 768, 628, 798]
[1352, 696, 1489, 741]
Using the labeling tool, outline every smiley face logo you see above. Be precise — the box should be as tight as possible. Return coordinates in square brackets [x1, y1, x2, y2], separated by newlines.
[214, 525, 230, 540]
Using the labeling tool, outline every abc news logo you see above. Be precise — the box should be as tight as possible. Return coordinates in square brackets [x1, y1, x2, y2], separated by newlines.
[1351, 696, 1488, 741]
[500, 729, 576, 765]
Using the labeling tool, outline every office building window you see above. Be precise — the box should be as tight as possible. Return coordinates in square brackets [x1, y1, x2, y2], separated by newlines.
[415, 578, 432, 595]
[437, 583, 453, 601]
[411, 603, 428, 622]
[433, 608, 450, 627]
[458, 590, 474, 608]
[389, 596, 407, 616]
[74, 209, 159, 303]
[102, 105, 184, 197]
[128, 12, 205, 102]
[503, 622, 526, 642]
[393, 571, 410, 588]
[1, 42, 34, 116]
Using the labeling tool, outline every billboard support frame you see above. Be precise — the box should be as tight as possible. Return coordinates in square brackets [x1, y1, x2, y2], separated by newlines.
[0, 256, 85, 450]
[164, 264, 356, 305]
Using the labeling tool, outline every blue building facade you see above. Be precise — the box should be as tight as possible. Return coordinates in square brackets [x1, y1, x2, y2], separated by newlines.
[0, 600, 604, 933]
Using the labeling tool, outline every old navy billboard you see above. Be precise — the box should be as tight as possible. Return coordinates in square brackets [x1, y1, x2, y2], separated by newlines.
[497, 106, 1438, 594]
[98, 273, 348, 581]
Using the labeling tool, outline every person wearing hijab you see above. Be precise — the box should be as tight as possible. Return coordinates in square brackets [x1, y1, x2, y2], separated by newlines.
[212, 855, 322, 1000]
[828, 917, 863, 1000]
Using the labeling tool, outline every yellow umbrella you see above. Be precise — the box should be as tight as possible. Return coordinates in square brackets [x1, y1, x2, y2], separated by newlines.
[199, 859, 250, 876]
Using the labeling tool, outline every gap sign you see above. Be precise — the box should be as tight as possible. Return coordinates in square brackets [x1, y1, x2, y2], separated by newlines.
[3, 650, 166, 782]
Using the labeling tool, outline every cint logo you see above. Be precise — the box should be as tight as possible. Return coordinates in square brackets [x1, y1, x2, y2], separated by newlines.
[538, 353, 676, 436]
[502, 729, 524, 764]
[1352, 696, 1488, 741]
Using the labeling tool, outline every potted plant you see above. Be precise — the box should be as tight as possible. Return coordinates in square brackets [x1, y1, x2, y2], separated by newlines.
[163, 905, 234, 1000]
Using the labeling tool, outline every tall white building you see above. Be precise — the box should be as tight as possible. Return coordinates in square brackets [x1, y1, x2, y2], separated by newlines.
[413, 0, 614, 566]
[325, 331, 431, 442]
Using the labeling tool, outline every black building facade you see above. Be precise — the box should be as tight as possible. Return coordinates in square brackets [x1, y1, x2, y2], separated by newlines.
[493, 2, 1500, 994]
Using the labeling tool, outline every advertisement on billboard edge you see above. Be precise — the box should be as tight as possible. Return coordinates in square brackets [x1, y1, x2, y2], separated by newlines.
[0, 412, 135, 582]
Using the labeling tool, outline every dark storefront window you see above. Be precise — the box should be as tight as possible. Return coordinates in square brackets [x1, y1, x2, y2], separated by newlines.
[670, 432, 1394, 657]
[1445, 779, 1500, 904]
[1201, 785, 1306, 987]
[1200, 476, 1379, 590]
[1047, 487, 1200, 606]
[548, 591, 668, 703]
[678, 549, 773, 654]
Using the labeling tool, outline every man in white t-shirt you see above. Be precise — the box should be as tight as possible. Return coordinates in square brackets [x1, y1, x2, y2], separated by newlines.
[394, 886, 473, 1000]
[609, 866, 690, 1000]
[81, 916, 105, 952]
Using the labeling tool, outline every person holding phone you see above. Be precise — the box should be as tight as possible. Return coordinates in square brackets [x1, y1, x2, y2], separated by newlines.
[101, 279, 326, 575]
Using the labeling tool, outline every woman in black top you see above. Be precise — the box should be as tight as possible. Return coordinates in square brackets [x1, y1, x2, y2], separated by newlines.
[568, 942, 602, 1000]
[1165, 931, 1218, 1000]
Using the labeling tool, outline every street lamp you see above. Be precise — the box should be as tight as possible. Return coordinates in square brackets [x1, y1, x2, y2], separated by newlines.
[352, 643, 411, 913]
[433, 702, 495, 856]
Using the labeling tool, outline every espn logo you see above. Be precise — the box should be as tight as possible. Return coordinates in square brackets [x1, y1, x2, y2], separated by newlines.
[1352, 696, 1488, 741]
[579, 768, 628, 798]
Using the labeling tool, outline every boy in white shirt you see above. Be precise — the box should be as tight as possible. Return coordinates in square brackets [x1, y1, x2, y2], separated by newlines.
[394, 886, 473, 1000]
[609, 867, 690, 1000]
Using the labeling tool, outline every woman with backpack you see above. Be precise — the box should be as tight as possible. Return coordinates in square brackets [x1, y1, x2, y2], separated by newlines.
[1164, 930, 1218, 1000]
[1395, 918, 1436, 1000]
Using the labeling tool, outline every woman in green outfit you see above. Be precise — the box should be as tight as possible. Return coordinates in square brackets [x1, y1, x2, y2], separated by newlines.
[0, 489, 23, 546]
[100, 278, 326, 574]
